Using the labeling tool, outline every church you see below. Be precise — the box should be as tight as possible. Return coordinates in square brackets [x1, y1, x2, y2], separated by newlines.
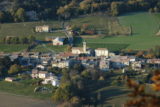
[71, 42, 92, 55]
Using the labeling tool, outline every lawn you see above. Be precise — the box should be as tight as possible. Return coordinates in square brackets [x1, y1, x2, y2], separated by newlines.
[0, 80, 54, 99]
[0, 44, 29, 53]
[31, 44, 67, 53]
[0, 20, 64, 40]
[1, 12, 160, 52]
[85, 12, 160, 50]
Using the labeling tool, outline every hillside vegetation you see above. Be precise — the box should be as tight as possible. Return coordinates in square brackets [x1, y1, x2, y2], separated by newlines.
[85, 12, 160, 50]
[0, 12, 160, 52]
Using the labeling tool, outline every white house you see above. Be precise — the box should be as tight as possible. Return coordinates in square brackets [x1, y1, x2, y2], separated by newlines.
[72, 42, 92, 55]
[42, 76, 60, 87]
[52, 60, 71, 68]
[5, 77, 16, 82]
[95, 48, 109, 58]
[52, 37, 65, 46]
[131, 61, 142, 70]
[36, 64, 46, 70]
[35, 25, 49, 32]
[38, 71, 49, 79]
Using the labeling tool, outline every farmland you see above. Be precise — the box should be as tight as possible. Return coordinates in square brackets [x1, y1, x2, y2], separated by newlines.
[85, 12, 160, 50]
[0, 44, 29, 53]
[0, 12, 160, 52]
[0, 80, 53, 100]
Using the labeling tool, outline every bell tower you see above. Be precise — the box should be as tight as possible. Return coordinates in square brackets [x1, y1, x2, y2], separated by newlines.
[83, 41, 86, 53]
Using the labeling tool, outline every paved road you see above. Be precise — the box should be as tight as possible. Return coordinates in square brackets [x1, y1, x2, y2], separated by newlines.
[0, 92, 54, 107]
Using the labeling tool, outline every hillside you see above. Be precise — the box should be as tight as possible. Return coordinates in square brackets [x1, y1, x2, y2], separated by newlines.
[85, 12, 160, 50]
[0, 12, 160, 52]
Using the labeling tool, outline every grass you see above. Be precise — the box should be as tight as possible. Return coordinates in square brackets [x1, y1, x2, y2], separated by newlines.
[85, 12, 160, 50]
[0, 21, 63, 40]
[0, 44, 29, 52]
[1, 12, 160, 52]
[31, 44, 67, 53]
[0, 80, 53, 99]
[69, 15, 129, 35]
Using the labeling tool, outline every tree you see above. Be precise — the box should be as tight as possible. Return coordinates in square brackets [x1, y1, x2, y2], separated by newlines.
[28, 35, 36, 43]
[21, 37, 28, 44]
[126, 70, 160, 107]
[14, 8, 27, 22]
[111, 2, 119, 16]
[0, 11, 5, 23]
[8, 64, 21, 75]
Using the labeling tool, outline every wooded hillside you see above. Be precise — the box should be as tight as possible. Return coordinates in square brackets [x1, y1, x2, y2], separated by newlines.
[0, 0, 160, 22]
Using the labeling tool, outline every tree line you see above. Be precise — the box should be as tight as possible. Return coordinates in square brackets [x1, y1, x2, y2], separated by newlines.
[0, 0, 160, 22]
[0, 35, 36, 44]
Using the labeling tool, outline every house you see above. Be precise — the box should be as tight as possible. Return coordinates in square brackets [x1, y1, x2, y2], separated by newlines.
[40, 53, 52, 60]
[38, 71, 49, 79]
[35, 25, 49, 32]
[31, 69, 39, 78]
[95, 48, 109, 58]
[99, 59, 110, 71]
[5, 77, 17, 82]
[147, 59, 160, 68]
[52, 37, 65, 46]
[30, 52, 40, 59]
[131, 61, 142, 70]
[42, 76, 60, 87]
[72, 42, 92, 55]
[42, 60, 50, 66]
[36, 64, 46, 70]
[52, 60, 71, 68]
[110, 56, 131, 68]
[56, 52, 75, 60]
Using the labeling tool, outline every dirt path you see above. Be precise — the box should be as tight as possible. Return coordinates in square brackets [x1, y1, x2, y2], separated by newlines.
[0, 92, 55, 107]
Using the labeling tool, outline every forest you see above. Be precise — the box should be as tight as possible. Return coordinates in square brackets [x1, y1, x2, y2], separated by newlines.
[0, 0, 160, 22]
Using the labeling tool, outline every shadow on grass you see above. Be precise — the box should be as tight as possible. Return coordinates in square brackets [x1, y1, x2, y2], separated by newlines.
[99, 88, 129, 103]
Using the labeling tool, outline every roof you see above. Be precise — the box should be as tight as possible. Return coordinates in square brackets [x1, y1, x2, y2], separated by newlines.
[58, 52, 74, 58]
[32, 69, 39, 74]
[72, 47, 84, 51]
[147, 59, 160, 64]
[53, 37, 65, 42]
[110, 56, 131, 62]
[95, 48, 108, 51]
[39, 71, 48, 74]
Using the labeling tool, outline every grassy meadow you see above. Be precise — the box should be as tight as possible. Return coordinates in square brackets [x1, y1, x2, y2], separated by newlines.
[0, 21, 63, 40]
[85, 12, 160, 50]
[31, 44, 67, 53]
[0, 80, 53, 99]
[0, 12, 160, 52]
[0, 44, 29, 52]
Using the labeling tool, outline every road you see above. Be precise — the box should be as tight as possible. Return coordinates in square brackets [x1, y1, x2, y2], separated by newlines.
[0, 92, 54, 107]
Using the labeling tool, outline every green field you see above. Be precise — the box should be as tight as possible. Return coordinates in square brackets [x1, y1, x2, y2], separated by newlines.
[0, 80, 54, 99]
[0, 12, 160, 52]
[0, 44, 29, 52]
[0, 21, 63, 40]
[85, 12, 160, 50]
[31, 44, 67, 53]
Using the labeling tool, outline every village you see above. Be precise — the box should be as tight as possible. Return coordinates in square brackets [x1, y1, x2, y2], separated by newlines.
[0, 25, 160, 88]
[1, 38, 160, 88]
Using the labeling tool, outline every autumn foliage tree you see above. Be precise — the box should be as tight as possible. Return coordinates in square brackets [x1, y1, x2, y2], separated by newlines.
[126, 70, 160, 107]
